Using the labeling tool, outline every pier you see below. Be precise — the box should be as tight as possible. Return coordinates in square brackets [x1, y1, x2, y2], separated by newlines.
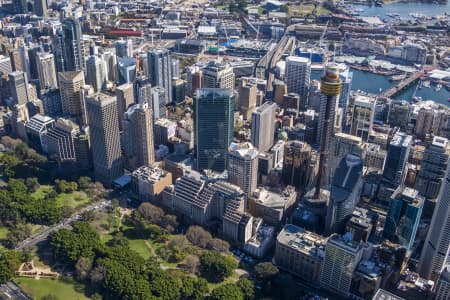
[381, 71, 424, 98]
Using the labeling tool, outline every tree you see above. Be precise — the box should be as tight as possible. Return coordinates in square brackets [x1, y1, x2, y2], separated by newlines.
[69, 181, 78, 192]
[183, 255, 200, 274]
[6, 223, 32, 248]
[210, 283, 244, 300]
[200, 251, 237, 283]
[0, 250, 22, 283]
[25, 177, 40, 192]
[237, 278, 255, 300]
[192, 277, 208, 300]
[254, 262, 279, 283]
[137, 202, 164, 224]
[54, 179, 70, 193]
[181, 276, 195, 299]
[148, 269, 181, 300]
[159, 214, 178, 232]
[207, 238, 230, 253]
[78, 176, 91, 190]
[75, 257, 93, 280]
[186, 225, 212, 248]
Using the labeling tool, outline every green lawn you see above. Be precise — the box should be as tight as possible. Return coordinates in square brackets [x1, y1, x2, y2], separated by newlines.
[15, 277, 90, 300]
[0, 227, 8, 239]
[31, 185, 91, 208]
[128, 239, 153, 260]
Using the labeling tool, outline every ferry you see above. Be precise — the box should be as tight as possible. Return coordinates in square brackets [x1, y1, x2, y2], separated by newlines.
[390, 74, 406, 81]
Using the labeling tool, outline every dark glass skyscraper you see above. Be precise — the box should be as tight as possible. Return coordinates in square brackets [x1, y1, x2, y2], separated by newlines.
[383, 187, 423, 251]
[53, 18, 84, 72]
[195, 89, 234, 172]
[147, 49, 172, 107]
[382, 131, 412, 187]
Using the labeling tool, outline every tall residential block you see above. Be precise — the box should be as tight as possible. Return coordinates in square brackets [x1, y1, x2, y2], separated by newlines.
[36, 52, 58, 90]
[251, 101, 276, 152]
[228, 142, 259, 196]
[285, 56, 311, 105]
[415, 136, 449, 200]
[195, 89, 234, 172]
[58, 71, 85, 119]
[122, 103, 155, 169]
[86, 93, 123, 183]
[202, 61, 235, 90]
[9, 71, 29, 105]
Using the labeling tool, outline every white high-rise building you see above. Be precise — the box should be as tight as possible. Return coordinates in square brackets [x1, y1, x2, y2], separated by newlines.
[86, 55, 106, 93]
[418, 163, 450, 280]
[251, 101, 276, 152]
[202, 61, 235, 90]
[320, 234, 364, 297]
[435, 265, 450, 300]
[285, 56, 311, 105]
[228, 142, 259, 196]
[36, 52, 58, 90]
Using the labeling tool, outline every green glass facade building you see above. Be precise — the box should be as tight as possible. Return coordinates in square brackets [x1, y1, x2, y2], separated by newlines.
[195, 89, 234, 172]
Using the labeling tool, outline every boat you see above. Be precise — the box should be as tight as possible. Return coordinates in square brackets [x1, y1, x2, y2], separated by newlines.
[390, 74, 406, 81]
[446, 84, 450, 91]
[436, 83, 442, 91]
[423, 80, 431, 88]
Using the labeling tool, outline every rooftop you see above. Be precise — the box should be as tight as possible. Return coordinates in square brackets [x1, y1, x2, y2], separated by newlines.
[372, 289, 405, 300]
[132, 166, 170, 184]
[277, 224, 326, 258]
[229, 142, 259, 160]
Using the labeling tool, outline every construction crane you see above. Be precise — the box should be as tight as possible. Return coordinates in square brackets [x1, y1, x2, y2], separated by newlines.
[243, 17, 260, 41]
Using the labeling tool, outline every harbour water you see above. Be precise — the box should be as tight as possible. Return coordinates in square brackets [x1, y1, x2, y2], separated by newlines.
[311, 69, 450, 106]
[350, 1, 450, 19]
[324, 1, 450, 106]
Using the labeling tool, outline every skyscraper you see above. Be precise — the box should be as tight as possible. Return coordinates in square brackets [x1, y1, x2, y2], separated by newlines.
[316, 64, 342, 194]
[435, 265, 450, 300]
[147, 49, 172, 105]
[202, 61, 235, 90]
[33, 0, 47, 16]
[12, 0, 27, 14]
[86, 93, 123, 183]
[9, 71, 29, 105]
[86, 55, 106, 93]
[383, 187, 423, 251]
[58, 71, 85, 119]
[61, 18, 84, 71]
[228, 142, 259, 196]
[114, 39, 133, 58]
[382, 132, 412, 187]
[36, 52, 58, 90]
[418, 163, 450, 280]
[282, 140, 312, 192]
[122, 103, 155, 169]
[251, 101, 276, 153]
[325, 154, 363, 235]
[349, 94, 375, 141]
[117, 57, 136, 84]
[195, 89, 234, 172]
[320, 234, 364, 297]
[415, 136, 449, 200]
[237, 78, 257, 120]
[285, 56, 311, 105]
[116, 83, 134, 129]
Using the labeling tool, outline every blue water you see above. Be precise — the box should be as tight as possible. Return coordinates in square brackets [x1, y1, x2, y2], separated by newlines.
[311, 69, 450, 106]
[351, 1, 450, 19]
